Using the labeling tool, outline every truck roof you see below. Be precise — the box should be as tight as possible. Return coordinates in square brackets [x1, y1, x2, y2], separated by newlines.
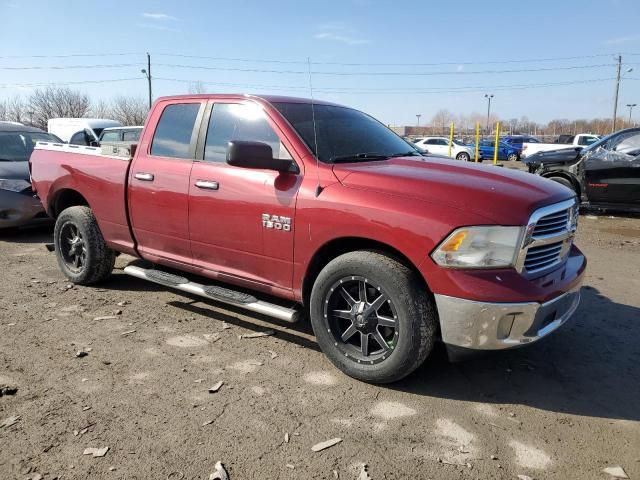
[154, 94, 345, 108]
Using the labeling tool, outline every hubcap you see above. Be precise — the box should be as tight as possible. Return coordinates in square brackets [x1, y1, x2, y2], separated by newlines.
[323, 276, 399, 364]
[59, 223, 86, 273]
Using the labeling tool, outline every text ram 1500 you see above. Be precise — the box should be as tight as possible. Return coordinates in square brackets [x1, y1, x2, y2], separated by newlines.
[30, 94, 586, 383]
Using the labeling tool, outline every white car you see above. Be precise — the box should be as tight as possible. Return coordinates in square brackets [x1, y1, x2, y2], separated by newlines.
[413, 137, 479, 161]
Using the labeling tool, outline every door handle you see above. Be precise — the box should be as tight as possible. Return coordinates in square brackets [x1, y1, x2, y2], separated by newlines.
[195, 180, 219, 191]
[134, 172, 154, 181]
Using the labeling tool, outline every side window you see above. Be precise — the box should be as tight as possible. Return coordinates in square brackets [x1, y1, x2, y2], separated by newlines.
[100, 131, 120, 142]
[437, 139, 448, 146]
[204, 103, 292, 163]
[612, 132, 640, 156]
[151, 103, 201, 158]
[69, 131, 89, 146]
[123, 130, 141, 141]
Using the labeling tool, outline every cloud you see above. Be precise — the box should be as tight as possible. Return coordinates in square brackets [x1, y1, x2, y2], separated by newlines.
[314, 22, 369, 46]
[142, 12, 178, 21]
[604, 34, 640, 45]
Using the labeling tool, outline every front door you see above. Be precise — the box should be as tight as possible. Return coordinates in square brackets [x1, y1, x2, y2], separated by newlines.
[585, 131, 640, 205]
[188, 101, 302, 292]
[128, 100, 204, 264]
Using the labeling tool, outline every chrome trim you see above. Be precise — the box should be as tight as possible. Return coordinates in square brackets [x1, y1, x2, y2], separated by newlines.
[134, 172, 154, 182]
[435, 282, 582, 350]
[515, 198, 578, 277]
[123, 265, 299, 323]
[195, 180, 219, 190]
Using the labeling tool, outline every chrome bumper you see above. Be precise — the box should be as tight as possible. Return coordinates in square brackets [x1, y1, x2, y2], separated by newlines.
[434, 283, 582, 350]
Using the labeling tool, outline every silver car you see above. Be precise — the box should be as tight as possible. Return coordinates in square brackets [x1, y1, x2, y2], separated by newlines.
[0, 122, 61, 231]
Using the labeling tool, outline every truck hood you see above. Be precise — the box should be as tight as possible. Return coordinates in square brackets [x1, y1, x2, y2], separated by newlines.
[522, 147, 582, 167]
[332, 156, 573, 225]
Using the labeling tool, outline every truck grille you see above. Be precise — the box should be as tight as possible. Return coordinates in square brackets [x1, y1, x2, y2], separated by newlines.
[518, 199, 577, 276]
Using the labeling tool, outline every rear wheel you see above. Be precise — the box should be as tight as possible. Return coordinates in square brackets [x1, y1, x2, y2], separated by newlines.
[54, 206, 115, 284]
[310, 251, 437, 383]
[456, 152, 471, 162]
[549, 176, 576, 193]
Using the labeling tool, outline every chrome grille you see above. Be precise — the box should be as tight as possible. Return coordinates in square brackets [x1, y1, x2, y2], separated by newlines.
[517, 199, 577, 276]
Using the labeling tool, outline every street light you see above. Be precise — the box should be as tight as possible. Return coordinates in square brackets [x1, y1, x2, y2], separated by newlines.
[141, 52, 152, 109]
[416, 114, 422, 127]
[484, 94, 494, 136]
[627, 103, 637, 125]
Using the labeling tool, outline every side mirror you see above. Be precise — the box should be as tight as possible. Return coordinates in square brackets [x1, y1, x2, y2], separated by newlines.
[227, 140, 298, 173]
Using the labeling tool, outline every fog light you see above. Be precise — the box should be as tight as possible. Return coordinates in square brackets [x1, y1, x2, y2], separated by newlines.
[497, 314, 516, 340]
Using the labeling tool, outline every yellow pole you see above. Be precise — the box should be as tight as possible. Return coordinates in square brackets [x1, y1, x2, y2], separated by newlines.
[474, 122, 480, 162]
[448, 121, 454, 158]
[493, 121, 501, 165]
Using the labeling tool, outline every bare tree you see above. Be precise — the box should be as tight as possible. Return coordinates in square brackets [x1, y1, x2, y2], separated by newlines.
[3, 96, 27, 124]
[110, 96, 149, 126]
[28, 87, 90, 129]
[431, 109, 454, 135]
[90, 99, 113, 119]
[188, 81, 207, 94]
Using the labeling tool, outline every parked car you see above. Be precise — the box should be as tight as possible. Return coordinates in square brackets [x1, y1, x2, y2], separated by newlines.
[523, 127, 640, 212]
[477, 139, 520, 161]
[502, 135, 541, 156]
[30, 94, 585, 383]
[98, 126, 143, 146]
[414, 137, 480, 161]
[47, 118, 122, 146]
[521, 133, 600, 159]
[0, 123, 60, 231]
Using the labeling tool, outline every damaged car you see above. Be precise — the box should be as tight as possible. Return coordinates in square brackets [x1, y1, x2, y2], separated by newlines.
[523, 127, 640, 212]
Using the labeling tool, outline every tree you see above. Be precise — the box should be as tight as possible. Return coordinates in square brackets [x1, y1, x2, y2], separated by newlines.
[3, 96, 27, 124]
[28, 87, 90, 129]
[109, 96, 149, 126]
[90, 99, 112, 119]
[431, 109, 454, 135]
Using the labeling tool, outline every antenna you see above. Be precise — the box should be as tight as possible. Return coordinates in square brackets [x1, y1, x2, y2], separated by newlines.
[307, 57, 323, 197]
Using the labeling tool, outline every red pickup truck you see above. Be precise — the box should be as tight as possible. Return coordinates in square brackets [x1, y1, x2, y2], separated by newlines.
[30, 94, 585, 383]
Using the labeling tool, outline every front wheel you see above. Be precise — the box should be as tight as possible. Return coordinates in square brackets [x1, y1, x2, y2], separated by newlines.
[54, 206, 116, 284]
[310, 251, 437, 383]
[549, 176, 576, 193]
[456, 152, 471, 162]
[507, 153, 519, 162]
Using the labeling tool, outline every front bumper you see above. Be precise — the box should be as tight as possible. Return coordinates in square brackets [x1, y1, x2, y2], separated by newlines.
[434, 281, 582, 351]
[0, 189, 49, 229]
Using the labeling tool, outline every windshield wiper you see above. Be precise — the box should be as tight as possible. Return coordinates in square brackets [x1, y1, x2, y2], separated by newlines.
[331, 152, 390, 163]
[388, 151, 423, 158]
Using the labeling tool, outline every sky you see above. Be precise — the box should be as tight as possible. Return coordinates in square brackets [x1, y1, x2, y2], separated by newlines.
[1, 0, 640, 126]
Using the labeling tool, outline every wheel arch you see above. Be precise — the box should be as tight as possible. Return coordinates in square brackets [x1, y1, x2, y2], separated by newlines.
[301, 236, 430, 307]
[541, 171, 581, 197]
[49, 188, 90, 218]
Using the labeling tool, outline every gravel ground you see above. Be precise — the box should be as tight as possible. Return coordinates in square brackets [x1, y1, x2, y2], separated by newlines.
[1, 212, 639, 480]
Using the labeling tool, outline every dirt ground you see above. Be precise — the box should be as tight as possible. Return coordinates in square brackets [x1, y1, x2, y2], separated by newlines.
[1, 211, 639, 480]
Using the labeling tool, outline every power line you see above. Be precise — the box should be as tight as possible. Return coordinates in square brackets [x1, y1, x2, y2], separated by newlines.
[0, 63, 142, 70]
[0, 52, 142, 59]
[153, 63, 615, 76]
[0, 78, 141, 88]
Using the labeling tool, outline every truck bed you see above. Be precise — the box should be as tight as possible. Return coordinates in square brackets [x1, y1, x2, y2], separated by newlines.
[30, 142, 137, 255]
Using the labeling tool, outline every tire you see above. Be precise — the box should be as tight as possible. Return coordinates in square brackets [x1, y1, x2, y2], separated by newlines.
[549, 176, 576, 193]
[456, 152, 471, 162]
[309, 251, 437, 383]
[53, 206, 115, 284]
[507, 153, 519, 162]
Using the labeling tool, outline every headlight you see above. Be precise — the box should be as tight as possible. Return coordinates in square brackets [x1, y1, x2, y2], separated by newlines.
[431, 226, 524, 269]
[0, 179, 31, 193]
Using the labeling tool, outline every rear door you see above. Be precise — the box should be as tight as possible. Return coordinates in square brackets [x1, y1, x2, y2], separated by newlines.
[128, 100, 205, 265]
[585, 131, 640, 205]
[187, 101, 302, 291]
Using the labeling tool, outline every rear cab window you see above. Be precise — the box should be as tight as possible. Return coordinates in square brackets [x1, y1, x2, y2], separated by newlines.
[151, 103, 202, 158]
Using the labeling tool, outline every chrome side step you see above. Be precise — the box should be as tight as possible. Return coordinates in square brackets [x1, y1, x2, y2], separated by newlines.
[123, 265, 300, 323]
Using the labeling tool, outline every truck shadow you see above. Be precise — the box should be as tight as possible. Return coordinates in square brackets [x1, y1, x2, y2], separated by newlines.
[394, 286, 640, 422]
[0, 225, 53, 244]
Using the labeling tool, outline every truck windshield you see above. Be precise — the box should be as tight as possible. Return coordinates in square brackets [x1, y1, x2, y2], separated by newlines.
[272, 102, 420, 163]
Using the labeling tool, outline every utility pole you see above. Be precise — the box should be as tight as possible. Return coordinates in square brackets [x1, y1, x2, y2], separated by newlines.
[141, 53, 153, 109]
[484, 94, 494, 136]
[627, 103, 637, 125]
[612, 55, 622, 133]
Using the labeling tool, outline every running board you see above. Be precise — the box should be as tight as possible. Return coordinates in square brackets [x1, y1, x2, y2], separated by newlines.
[123, 265, 300, 323]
